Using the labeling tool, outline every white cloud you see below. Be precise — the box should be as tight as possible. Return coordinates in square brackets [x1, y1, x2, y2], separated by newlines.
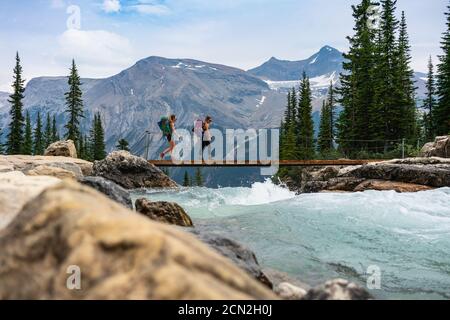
[57, 29, 134, 77]
[130, 4, 171, 15]
[103, 0, 121, 13]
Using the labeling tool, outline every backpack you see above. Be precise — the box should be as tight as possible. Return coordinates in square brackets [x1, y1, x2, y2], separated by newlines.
[158, 117, 172, 135]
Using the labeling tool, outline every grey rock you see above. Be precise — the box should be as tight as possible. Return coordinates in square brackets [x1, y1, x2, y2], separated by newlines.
[92, 151, 178, 189]
[420, 136, 450, 158]
[135, 198, 193, 227]
[274, 282, 307, 300]
[44, 140, 78, 158]
[350, 163, 450, 188]
[79, 176, 132, 209]
[303, 279, 373, 300]
[188, 227, 273, 289]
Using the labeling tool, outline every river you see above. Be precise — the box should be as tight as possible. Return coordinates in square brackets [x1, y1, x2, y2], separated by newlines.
[133, 181, 450, 300]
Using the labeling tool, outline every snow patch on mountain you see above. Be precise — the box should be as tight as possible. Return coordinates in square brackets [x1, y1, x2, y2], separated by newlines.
[264, 71, 338, 91]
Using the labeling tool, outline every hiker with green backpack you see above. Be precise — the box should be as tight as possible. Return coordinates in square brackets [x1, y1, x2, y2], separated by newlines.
[158, 114, 178, 160]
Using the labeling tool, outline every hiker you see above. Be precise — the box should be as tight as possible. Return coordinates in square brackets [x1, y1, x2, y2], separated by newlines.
[202, 116, 213, 160]
[193, 118, 204, 160]
[159, 114, 178, 160]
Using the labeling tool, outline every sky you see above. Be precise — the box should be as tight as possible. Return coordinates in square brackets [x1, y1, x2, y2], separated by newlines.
[0, 0, 448, 92]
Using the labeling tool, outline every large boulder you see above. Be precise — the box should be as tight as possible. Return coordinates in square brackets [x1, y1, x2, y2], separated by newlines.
[420, 136, 450, 158]
[44, 140, 78, 158]
[93, 151, 178, 189]
[302, 279, 372, 300]
[80, 176, 132, 209]
[135, 198, 193, 227]
[0, 181, 276, 300]
[350, 163, 450, 188]
[0, 155, 92, 177]
[189, 226, 273, 289]
[27, 165, 77, 180]
[280, 158, 450, 193]
[0, 171, 60, 230]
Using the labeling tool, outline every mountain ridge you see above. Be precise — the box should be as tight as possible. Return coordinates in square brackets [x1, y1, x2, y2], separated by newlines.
[248, 45, 345, 81]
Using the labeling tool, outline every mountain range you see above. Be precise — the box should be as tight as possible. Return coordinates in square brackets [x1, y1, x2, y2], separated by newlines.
[0, 46, 428, 186]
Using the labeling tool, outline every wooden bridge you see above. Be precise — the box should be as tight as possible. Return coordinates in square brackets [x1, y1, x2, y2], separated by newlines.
[148, 159, 382, 167]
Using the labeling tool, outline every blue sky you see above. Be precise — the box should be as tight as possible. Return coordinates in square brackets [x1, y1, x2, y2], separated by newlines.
[0, 0, 448, 91]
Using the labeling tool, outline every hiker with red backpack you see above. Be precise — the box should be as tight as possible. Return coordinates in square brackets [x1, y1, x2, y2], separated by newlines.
[159, 114, 178, 160]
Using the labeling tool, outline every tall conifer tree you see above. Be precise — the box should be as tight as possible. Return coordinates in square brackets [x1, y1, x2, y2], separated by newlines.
[23, 111, 33, 155]
[395, 11, 417, 143]
[6, 52, 25, 155]
[297, 72, 315, 159]
[318, 101, 332, 154]
[89, 113, 106, 161]
[33, 112, 44, 155]
[436, 3, 450, 135]
[64, 60, 84, 145]
[52, 115, 59, 143]
[44, 112, 52, 148]
[337, 0, 377, 153]
[183, 171, 191, 187]
[195, 168, 204, 187]
[422, 56, 437, 141]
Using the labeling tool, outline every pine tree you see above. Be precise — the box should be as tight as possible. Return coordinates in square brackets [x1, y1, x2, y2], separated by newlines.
[297, 72, 315, 159]
[326, 81, 336, 149]
[395, 11, 417, 144]
[337, 0, 377, 154]
[195, 168, 204, 187]
[89, 113, 106, 161]
[6, 52, 25, 155]
[435, 3, 450, 135]
[116, 138, 130, 151]
[52, 115, 59, 143]
[183, 171, 190, 187]
[44, 113, 52, 149]
[318, 101, 332, 154]
[422, 56, 437, 141]
[23, 111, 33, 155]
[33, 112, 44, 155]
[64, 60, 84, 145]
[378, 0, 401, 144]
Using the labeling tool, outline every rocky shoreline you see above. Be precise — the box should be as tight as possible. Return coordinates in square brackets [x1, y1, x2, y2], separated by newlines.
[0, 144, 376, 299]
[279, 136, 450, 194]
[1, 137, 449, 299]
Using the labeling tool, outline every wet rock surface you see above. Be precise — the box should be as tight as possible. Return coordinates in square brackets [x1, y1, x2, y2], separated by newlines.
[135, 198, 193, 227]
[80, 176, 132, 209]
[93, 151, 178, 189]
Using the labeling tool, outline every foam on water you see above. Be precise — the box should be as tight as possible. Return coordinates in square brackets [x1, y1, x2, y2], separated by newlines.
[135, 183, 450, 299]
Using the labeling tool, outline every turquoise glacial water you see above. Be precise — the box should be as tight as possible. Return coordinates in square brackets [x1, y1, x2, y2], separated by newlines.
[133, 182, 450, 300]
